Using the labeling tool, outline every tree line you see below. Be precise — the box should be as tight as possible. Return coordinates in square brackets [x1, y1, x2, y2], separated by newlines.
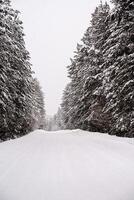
[0, 0, 45, 141]
[61, 0, 134, 137]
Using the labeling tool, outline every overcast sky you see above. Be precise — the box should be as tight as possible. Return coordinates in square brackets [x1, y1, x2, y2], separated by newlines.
[12, 0, 110, 116]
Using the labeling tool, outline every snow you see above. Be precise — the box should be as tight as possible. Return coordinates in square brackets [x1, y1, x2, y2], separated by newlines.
[0, 129, 134, 200]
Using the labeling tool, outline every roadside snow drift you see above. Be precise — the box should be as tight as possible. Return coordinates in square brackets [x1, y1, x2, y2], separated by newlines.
[0, 130, 134, 200]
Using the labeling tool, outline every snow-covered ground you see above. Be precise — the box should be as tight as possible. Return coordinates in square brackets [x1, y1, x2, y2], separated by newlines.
[0, 130, 134, 200]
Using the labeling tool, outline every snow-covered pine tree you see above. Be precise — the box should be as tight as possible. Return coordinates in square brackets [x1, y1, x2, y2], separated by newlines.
[100, 0, 134, 136]
[79, 2, 111, 132]
[64, 2, 110, 132]
[0, 0, 13, 139]
[0, 0, 35, 140]
[32, 78, 46, 130]
[61, 82, 76, 129]
[54, 107, 64, 130]
[67, 44, 91, 130]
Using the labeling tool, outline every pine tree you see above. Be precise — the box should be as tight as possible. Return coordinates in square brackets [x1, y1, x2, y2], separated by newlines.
[61, 83, 76, 129]
[32, 78, 46, 130]
[54, 107, 64, 130]
[81, 2, 111, 132]
[100, 0, 134, 136]
[67, 44, 90, 129]
[64, 2, 110, 132]
[0, 0, 36, 140]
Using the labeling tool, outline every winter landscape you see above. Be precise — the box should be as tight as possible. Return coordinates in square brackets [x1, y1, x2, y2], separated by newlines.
[0, 0, 134, 199]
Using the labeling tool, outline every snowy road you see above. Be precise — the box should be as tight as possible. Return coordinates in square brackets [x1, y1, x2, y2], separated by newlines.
[0, 130, 134, 200]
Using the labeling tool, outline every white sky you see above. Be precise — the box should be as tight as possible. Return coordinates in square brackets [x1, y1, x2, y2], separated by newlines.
[12, 0, 110, 116]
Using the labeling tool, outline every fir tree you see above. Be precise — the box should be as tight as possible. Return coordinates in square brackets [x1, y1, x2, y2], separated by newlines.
[0, 0, 36, 140]
[64, 2, 110, 132]
[54, 107, 64, 130]
[82, 2, 111, 132]
[67, 44, 90, 129]
[32, 78, 46, 130]
[100, 0, 134, 136]
[61, 83, 76, 129]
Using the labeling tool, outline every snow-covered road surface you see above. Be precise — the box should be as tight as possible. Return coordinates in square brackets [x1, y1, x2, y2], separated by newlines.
[0, 130, 134, 200]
